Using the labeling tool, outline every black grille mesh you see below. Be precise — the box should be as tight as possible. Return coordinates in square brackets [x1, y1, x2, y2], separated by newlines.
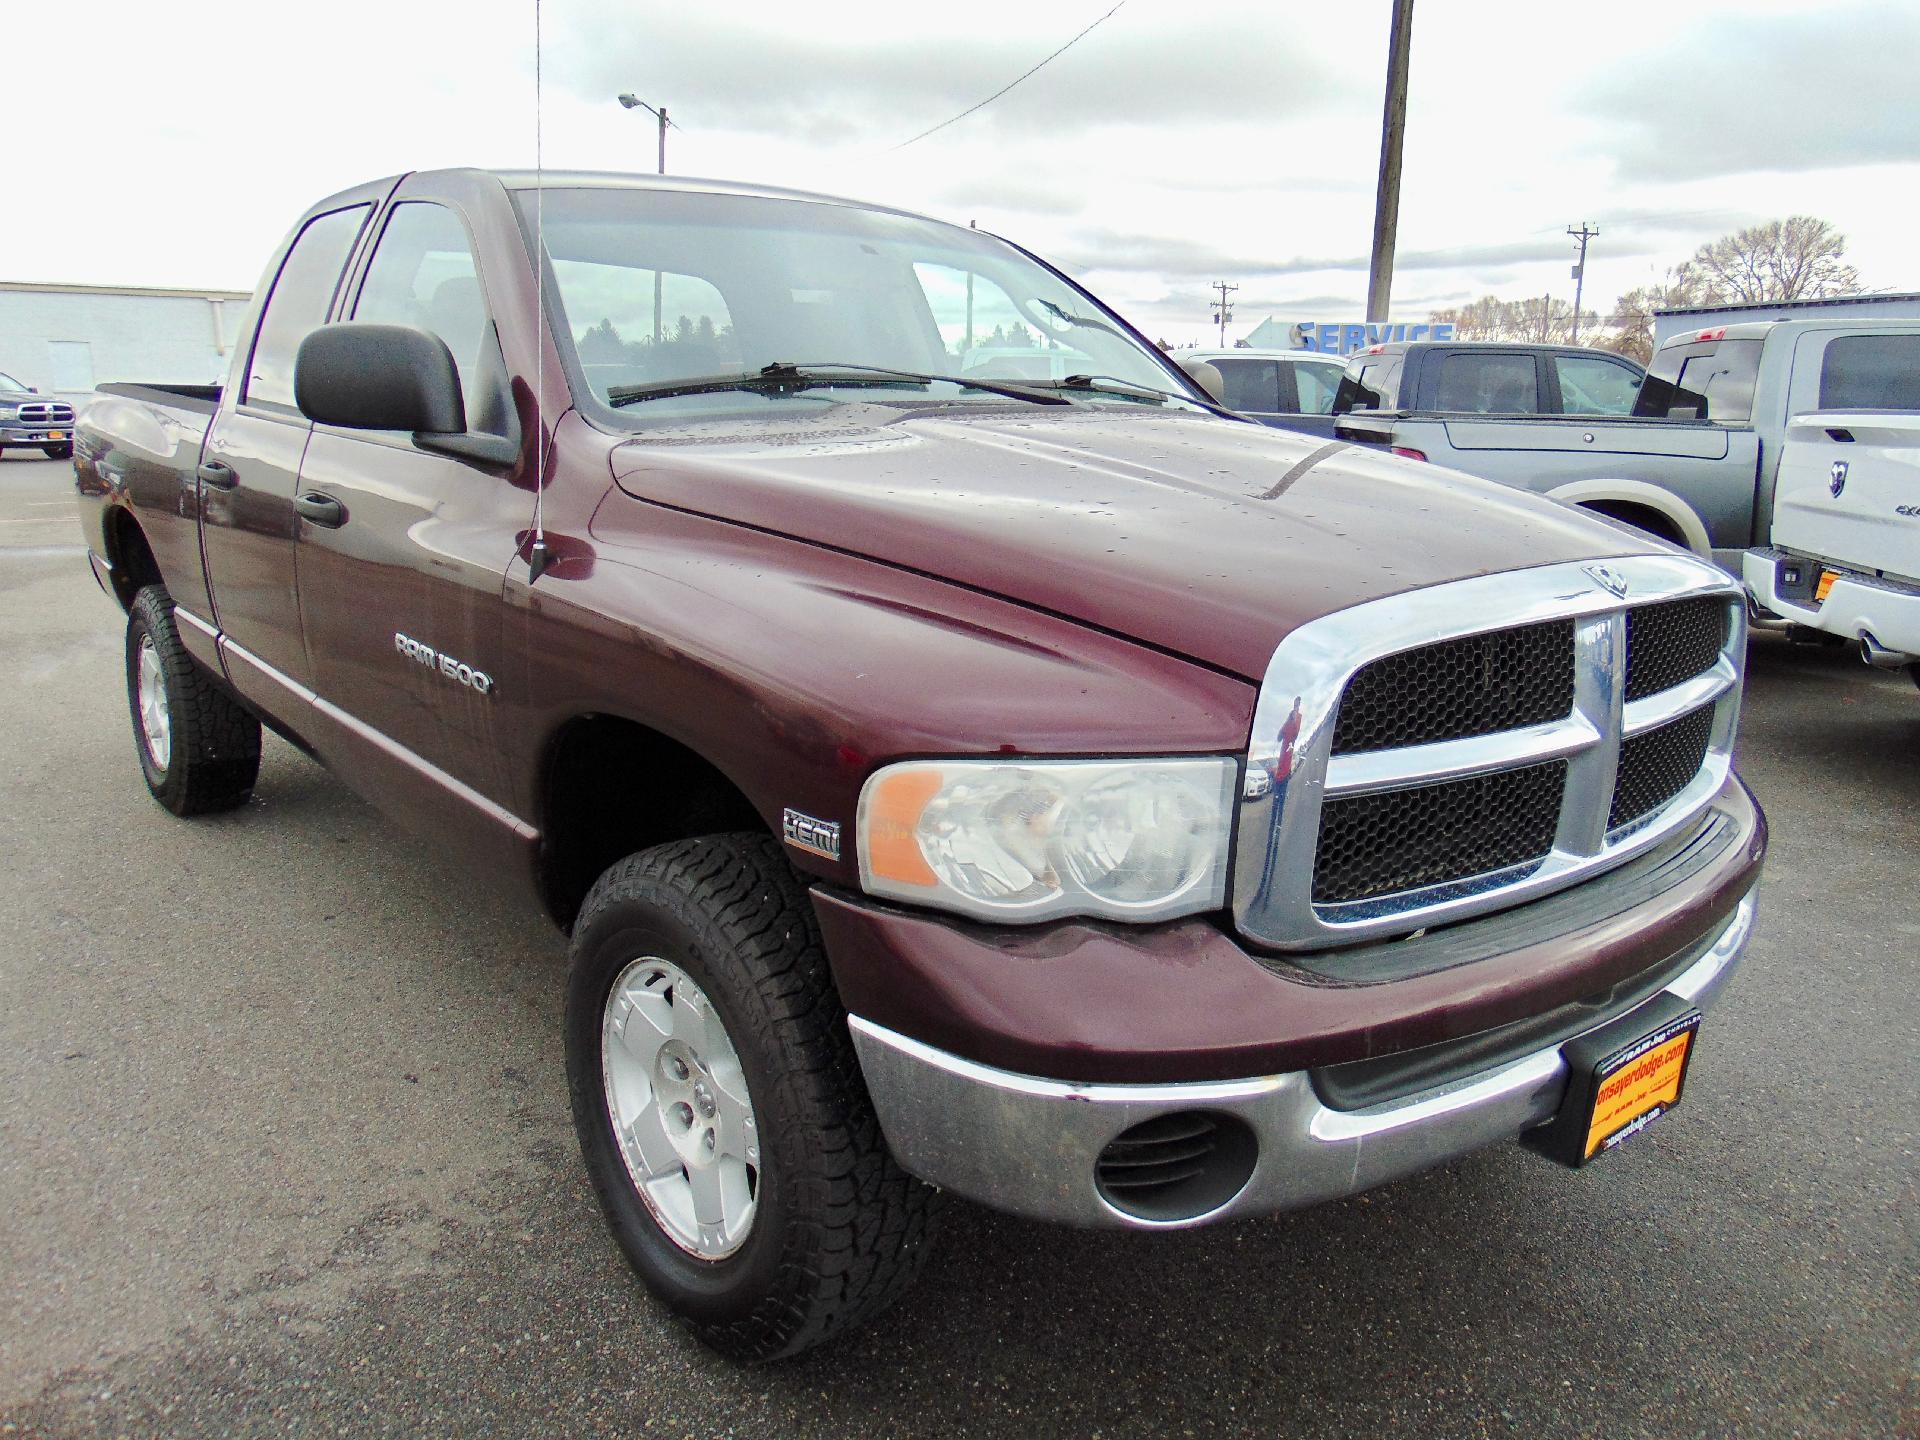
[1331, 619, 1575, 754]
[1313, 758, 1566, 905]
[1625, 597, 1727, 702]
[1610, 705, 1715, 830]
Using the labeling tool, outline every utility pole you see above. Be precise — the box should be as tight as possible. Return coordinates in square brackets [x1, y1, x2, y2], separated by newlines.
[1211, 281, 1237, 348]
[1365, 0, 1416, 324]
[1567, 222, 1599, 344]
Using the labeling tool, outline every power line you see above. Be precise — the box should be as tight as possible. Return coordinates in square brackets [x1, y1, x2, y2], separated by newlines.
[889, 1, 1127, 153]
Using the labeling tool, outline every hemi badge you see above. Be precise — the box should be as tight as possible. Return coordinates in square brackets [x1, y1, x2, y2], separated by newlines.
[782, 809, 842, 861]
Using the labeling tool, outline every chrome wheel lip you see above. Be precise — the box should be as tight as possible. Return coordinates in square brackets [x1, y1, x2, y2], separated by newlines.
[136, 635, 171, 772]
[601, 956, 760, 1260]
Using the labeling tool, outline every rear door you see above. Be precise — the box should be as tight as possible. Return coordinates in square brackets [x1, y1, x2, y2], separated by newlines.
[200, 201, 375, 685]
[292, 186, 530, 808]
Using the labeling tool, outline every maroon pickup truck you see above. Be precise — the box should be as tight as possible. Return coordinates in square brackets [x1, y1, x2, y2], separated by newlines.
[75, 168, 1764, 1361]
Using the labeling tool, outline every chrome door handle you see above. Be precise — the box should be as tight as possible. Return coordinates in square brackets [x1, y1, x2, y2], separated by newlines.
[293, 491, 347, 528]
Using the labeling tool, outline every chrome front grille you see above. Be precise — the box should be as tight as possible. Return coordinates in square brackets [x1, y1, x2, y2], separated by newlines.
[1234, 556, 1745, 950]
[17, 402, 75, 424]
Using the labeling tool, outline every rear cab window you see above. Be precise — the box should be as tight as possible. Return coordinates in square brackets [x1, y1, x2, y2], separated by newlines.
[1817, 334, 1920, 410]
[1333, 355, 1402, 412]
[1634, 340, 1762, 422]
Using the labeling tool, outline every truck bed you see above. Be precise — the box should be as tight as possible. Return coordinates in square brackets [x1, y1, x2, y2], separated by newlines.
[95, 382, 223, 417]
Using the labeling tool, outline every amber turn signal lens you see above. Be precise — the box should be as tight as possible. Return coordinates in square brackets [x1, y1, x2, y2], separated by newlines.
[862, 769, 942, 888]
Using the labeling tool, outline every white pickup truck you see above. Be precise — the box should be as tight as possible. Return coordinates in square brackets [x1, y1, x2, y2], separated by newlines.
[1335, 320, 1920, 581]
[1743, 339, 1920, 687]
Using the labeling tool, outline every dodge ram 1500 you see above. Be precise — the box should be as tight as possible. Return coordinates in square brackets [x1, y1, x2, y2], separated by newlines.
[76, 168, 1764, 1360]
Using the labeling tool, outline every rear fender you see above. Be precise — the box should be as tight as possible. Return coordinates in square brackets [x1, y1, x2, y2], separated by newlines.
[1546, 479, 1712, 558]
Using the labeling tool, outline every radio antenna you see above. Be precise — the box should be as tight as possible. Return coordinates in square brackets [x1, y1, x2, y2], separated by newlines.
[527, 0, 553, 583]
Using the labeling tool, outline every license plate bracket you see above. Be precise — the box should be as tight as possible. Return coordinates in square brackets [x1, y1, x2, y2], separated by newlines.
[1524, 992, 1701, 1168]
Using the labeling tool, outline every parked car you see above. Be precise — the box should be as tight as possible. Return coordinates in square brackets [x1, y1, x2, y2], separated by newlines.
[1334, 320, 1920, 573]
[1331, 341, 1645, 420]
[1743, 331, 1920, 686]
[75, 168, 1763, 1361]
[0, 369, 76, 459]
[1180, 347, 1347, 435]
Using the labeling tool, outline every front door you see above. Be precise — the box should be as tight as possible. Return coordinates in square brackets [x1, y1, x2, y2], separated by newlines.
[292, 197, 528, 810]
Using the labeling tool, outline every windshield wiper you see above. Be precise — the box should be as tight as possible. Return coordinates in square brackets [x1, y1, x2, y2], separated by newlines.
[1048, 372, 1242, 421]
[606, 362, 1067, 408]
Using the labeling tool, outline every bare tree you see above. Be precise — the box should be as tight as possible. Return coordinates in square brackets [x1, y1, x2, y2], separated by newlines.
[1597, 270, 1709, 365]
[1682, 216, 1860, 305]
[1430, 294, 1598, 345]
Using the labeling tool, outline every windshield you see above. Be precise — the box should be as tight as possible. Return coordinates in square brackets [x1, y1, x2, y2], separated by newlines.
[0, 372, 27, 393]
[516, 186, 1203, 416]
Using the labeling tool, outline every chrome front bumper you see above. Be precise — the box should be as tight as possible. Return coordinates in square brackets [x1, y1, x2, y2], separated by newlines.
[850, 893, 1755, 1230]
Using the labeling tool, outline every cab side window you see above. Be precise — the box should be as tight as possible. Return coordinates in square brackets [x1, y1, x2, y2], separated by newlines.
[1432, 353, 1540, 413]
[243, 205, 370, 410]
[1214, 358, 1281, 413]
[1555, 355, 1642, 416]
[353, 203, 493, 421]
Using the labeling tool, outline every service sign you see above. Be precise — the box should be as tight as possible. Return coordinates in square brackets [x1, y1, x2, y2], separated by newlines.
[1291, 321, 1457, 355]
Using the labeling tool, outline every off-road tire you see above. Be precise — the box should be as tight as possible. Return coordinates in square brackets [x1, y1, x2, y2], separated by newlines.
[566, 833, 942, 1362]
[43, 443, 73, 460]
[126, 585, 261, 815]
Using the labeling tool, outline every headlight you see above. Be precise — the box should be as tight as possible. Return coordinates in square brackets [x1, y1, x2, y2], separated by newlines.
[0, 406, 18, 421]
[857, 757, 1237, 923]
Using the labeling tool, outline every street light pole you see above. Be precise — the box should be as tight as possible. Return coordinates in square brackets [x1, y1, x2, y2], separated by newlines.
[617, 93, 669, 175]
[617, 94, 672, 341]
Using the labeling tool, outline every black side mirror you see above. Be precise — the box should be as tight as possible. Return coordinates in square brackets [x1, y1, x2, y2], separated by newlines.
[295, 323, 466, 434]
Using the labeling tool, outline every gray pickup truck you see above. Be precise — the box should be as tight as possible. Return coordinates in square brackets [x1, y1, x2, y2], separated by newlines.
[1334, 320, 1920, 574]
[0, 370, 77, 459]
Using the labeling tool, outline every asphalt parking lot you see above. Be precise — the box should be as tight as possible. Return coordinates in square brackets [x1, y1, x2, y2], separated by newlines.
[0, 449, 1913, 1439]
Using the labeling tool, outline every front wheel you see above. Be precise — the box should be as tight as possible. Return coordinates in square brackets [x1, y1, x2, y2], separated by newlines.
[43, 443, 73, 460]
[565, 833, 941, 1362]
[126, 585, 261, 815]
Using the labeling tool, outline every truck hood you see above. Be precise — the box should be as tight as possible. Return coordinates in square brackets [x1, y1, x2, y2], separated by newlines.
[608, 404, 1648, 680]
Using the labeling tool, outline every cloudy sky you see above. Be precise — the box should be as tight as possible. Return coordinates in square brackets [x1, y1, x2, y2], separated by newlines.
[4, 0, 1912, 342]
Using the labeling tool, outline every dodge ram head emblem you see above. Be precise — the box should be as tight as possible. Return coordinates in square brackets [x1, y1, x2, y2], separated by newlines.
[1829, 460, 1849, 497]
[1583, 564, 1630, 598]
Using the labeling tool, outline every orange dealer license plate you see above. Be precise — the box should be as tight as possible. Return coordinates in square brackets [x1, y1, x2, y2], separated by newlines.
[1524, 994, 1702, 1168]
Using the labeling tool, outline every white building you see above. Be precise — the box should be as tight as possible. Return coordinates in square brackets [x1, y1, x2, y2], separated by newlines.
[1652, 291, 1920, 347]
[0, 281, 254, 398]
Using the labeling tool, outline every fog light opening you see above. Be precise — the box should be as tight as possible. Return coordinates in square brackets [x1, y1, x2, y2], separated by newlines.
[1095, 1110, 1257, 1223]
